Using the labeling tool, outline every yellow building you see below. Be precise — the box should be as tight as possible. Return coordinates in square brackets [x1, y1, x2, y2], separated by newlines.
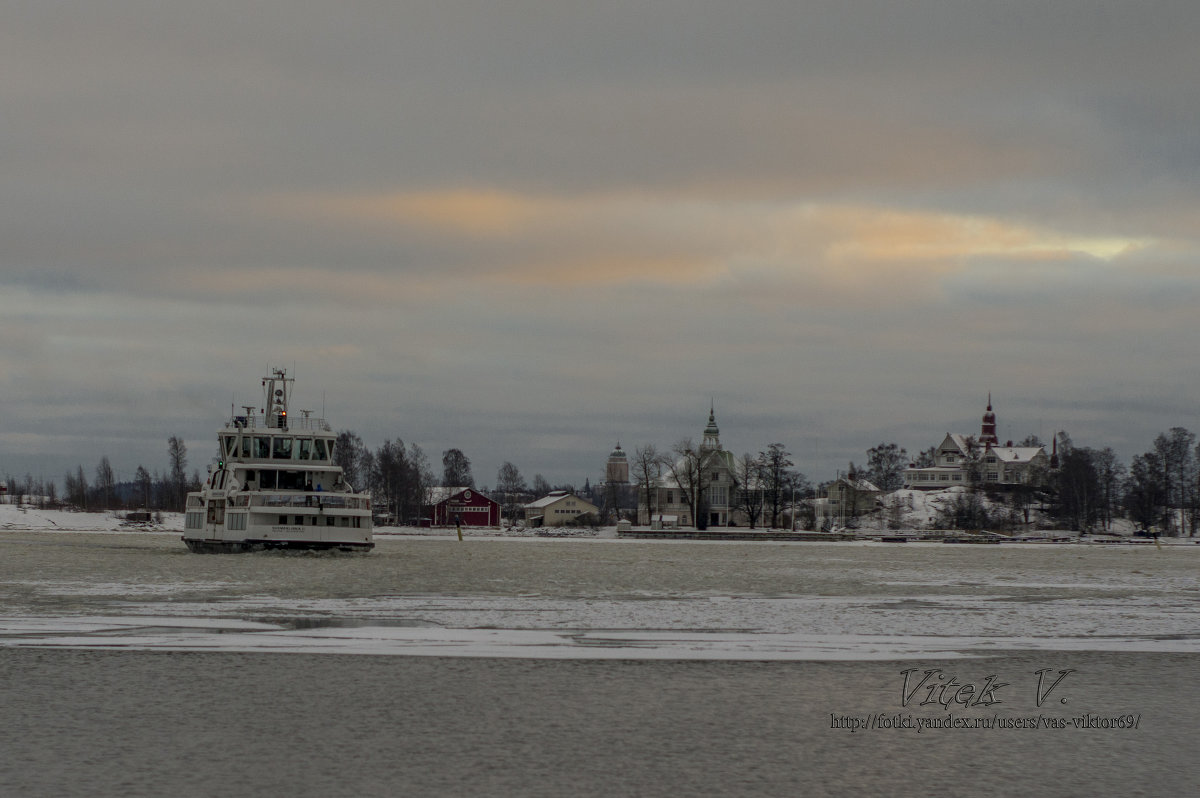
[524, 491, 599, 527]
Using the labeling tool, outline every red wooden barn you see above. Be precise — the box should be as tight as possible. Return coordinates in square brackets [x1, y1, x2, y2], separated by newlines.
[424, 487, 501, 527]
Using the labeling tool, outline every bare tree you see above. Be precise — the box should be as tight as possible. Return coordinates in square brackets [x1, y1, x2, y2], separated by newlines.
[371, 439, 409, 525]
[664, 439, 719, 529]
[1093, 447, 1125, 532]
[783, 470, 813, 529]
[65, 465, 89, 511]
[913, 446, 937, 468]
[865, 442, 908, 492]
[134, 466, 153, 509]
[630, 445, 661, 525]
[95, 456, 116, 510]
[960, 435, 984, 490]
[7, 473, 24, 506]
[333, 430, 370, 491]
[167, 436, 188, 512]
[1160, 428, 1195, 535]
[441, 448, 474, 488]
[1126, 451, 1166, 532]
[408, 443, 433, 515]
[1052, 437, 1102, 533]
[496, 461, 527, 521]
[732, 453, 765, 528]
[757, 443, 794, 528]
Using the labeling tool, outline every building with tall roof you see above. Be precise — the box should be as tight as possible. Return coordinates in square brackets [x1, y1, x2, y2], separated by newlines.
[640, 406, 739, 528]
[903, 398, 1051, 490]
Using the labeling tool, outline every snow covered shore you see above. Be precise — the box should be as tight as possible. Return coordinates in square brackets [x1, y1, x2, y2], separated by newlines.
[0, 504, 182, 533]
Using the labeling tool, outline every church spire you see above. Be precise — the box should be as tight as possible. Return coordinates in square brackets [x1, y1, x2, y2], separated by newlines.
[980, 393, 998, 445]
[702, 402, 721, 451]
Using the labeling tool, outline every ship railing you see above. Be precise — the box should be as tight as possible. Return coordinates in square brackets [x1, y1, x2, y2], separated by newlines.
[253, 493, 367, 510]
[225, 414, 332, 432]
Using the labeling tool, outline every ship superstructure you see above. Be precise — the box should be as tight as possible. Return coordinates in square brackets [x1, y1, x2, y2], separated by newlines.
[182, 369, 373, 552]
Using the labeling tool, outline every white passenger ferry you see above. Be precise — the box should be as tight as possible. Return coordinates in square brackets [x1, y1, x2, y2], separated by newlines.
[182, 369, 373, 553]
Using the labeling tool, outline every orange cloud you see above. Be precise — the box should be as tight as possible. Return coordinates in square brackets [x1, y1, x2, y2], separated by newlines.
[264, 188, 557, 237]
[253, 188, 1161, 304]
[816, 205, 1151, 265]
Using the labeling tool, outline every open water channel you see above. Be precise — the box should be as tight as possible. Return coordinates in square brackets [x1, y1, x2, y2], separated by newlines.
[2, 530, 1198, 797]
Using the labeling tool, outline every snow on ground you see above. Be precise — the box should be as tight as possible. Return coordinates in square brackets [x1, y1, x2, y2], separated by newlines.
[6, 615, 1200, 660]
[0, 503, 183, 532]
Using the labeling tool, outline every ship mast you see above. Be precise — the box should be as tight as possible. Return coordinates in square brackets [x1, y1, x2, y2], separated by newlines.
[262, 368, 294, 430]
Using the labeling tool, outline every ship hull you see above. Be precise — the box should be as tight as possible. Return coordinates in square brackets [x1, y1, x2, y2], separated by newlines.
[182, 536, 373, 554]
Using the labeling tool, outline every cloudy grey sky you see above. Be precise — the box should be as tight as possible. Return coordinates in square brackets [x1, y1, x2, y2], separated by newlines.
[3, 1, 1199, 488]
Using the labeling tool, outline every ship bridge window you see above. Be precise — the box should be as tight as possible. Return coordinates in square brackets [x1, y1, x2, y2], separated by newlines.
[314, 439, 328, 461]
[222, 436, 237, 458]
[278, 471, 305, 490]
[273, 437, 293, 459]
[298, 438, 312, 460]
[241, 436, 252, 458]
[254, 437, 271, 458]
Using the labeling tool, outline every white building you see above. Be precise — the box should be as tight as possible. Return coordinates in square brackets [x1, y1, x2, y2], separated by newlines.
[641, 406, 738, 528]
[524, 491, 599, 527]
[903, 398, 1053, 489]
[815, 474, 882, 526]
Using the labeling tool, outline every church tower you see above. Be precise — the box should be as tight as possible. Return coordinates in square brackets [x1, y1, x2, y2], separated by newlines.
[701, 403, 721, 451]
[980, 394, 998, 445]
[605, 442, 629, 484]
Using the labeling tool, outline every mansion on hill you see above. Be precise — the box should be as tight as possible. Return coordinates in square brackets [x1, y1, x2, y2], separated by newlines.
[903, 397, 1057, 489]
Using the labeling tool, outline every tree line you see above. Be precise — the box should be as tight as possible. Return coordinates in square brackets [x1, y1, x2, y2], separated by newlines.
[3, 436, 199, 514]
[11, 425, 1200, 534]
